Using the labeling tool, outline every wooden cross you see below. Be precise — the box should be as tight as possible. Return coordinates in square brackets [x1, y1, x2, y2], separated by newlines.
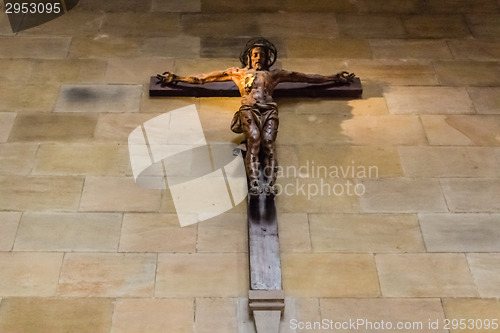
[149, 74, 362, 332]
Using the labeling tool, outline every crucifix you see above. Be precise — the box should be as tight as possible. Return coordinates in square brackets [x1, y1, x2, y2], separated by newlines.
[152, 38, 361, 332]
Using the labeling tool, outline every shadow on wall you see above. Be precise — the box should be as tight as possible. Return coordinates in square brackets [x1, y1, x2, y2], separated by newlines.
[4, 0, 79, 33]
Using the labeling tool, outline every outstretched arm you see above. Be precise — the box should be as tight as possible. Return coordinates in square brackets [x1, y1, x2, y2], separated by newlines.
[275, 70, 355, 85]
[156, 68, 234, 85]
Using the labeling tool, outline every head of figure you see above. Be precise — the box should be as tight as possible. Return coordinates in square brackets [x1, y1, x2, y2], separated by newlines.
[240, 37, 277, 70]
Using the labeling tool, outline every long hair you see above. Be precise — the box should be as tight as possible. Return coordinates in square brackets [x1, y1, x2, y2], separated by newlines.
[239, 37, 277, 69]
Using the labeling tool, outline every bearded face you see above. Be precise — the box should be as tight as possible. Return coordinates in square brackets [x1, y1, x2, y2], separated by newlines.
[249, 47, 267, 70]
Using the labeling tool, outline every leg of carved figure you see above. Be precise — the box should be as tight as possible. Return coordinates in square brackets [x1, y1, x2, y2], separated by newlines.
[261, 118, 279, 195]
[241, 110, 262, 195]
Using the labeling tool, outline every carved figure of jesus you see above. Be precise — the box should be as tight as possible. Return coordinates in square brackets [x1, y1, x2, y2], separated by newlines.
[157, 38, 355, 196]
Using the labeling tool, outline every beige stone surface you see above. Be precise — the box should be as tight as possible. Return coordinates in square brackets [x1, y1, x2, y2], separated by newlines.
[0, 143, 38, 175]
[320, 298, 447, 333]
[58, 253, 156, 297]
[33, 143, 130, 176]
[0, 298, 114, 333]
[14, 212, 122, 251]
[360, 178, 448, 213]
[0, 59, 32, 82]
[0, 113, 16, 143]
[370, 39, 452, 59]
[420, 213, 500, 252]
[467, 87, 500, 114]
[467, 14, 500, 38]
[277, 213, 311, 253]
[0, 252, 63, 296]
[55, 84, 142, 113]
[403, 15, 471, 38]
[310, 213, 425, 253]
[295, 145, 403, 178]
[337, 15, 406, 38]
[197, 213, 247, 253]
[376, 254, 478, 297]
[200, 0, 282, 13]
[79, 176, 162, 212]
[467, 254, 500, 297]
[0, 212, 21, 251]
[111, 298, 194, 333]
[259, 13, 340, 38]
[286, 38, 371, 59]
[441, 115, 500, 146]
[442, 298, 500, 333]
[420, 115, 473, 146]
[384, 86, 474, 114]
[152, 0, 201, 12]
[30, 59, 107, 83]
[17, 11, 103, 37]
[0, 175, 83, 211]
[143, 36, 201, 58]
[72, 0, 151, 12]
[119, 213, 196, 252]
[0, 83, 59, 113]
[448, 39, 500, 61]
[100, 13, 181, 37]
[441, 179, 500, 213]
[399, 147, 499, 177]
[434, 61, 500, 86]
[94, 113, 163, 142]
[105, 58, 174, 84]
[343, 115, 428, 145]
[282, 253, 380, 297]
[69, 37, 143, 59]
[195, 298, 238, 333]
[0, 36, 71, 58]
[276, 177, 362, 213]
[173, 58, 239, 77]
[8, 113, 98, 142]
[156, 253, 248, 297]
[348, 60, 439, 85]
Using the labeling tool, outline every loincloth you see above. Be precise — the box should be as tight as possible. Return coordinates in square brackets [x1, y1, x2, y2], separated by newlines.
[230, 103, 278, 134]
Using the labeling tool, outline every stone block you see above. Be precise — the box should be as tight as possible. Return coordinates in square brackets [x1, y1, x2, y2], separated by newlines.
[442, 298, 500, 333]
[100, 13, 181, 37]
[79, 176, 162, 212]
[0, 212, 21, 251]
[360, 178, 448, 213]
[310, 213, 425, 253]
[197, 213, 247, 253]
[0, 175, 83, 211]
[58, 253, 156, 297]
[119, 213, 197, 252]
[94, 113, 163, 142]
[0, 59, 32, 82]
[419, 213, 500, 252]
[156, 253, 248, 297]
[111, 298, 194, 333]
[441, 178, 500, 213]
[467, 254, 500, 297]
[349, 60, 438, 85]
[30, 59, 107, 83]
[0, 83, 59, 113]
[0, 298, 113, 333]
[69, 37, 143, 59]
[195, 298, 238, 333]
[286, 38, 371, 59]
[468, 87, 500, 114]
[0, 113, 16, 143]
[0, 143, 38, 175]
[33, 143, 130, 176]
[142, 36, 200, 58]
[17, 11, 103, 36]
[399, 146, 499, 177]
[152, 0, 201, 12]
[384, 86, 474, 115]
[420, 115, 473, 146]
[434, 61, 500, 86]
[0, 36, 71, 58]
[376, 254, 478, 297]
[0, 252, 63, 296]
[277, 213, 311, 253]
[448, 39, 500, 61]
[371, 39, 452, 59]
[281, 253, 380, 297]
[337, 15, 406, 38]
[403, 15, 471, 38]
[467, 14, 500, 38]
[55, 84, 142, 113]
[14, 212, 122, 251]
[8, 113, 98, 142]
[105, 58, 174, 84]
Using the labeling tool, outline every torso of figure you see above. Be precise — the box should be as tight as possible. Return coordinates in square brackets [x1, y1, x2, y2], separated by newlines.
[231, 68, 279, 105]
